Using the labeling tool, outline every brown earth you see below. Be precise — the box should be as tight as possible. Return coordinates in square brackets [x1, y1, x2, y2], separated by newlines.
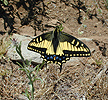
[0, 0, 108, 100]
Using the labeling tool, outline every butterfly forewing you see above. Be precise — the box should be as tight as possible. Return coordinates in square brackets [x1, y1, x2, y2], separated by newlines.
[59, 32, 91, 57]
[28, 31, 53, 54]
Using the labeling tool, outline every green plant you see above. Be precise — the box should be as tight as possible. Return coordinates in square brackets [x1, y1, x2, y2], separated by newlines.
[103, 0, 108, 10]
[58, 24, 64, 32]
[93, 0, 103, 14]
[95, 59, 102, 66]
[11, 38, 44, 100]
[1, 0, 8, 5]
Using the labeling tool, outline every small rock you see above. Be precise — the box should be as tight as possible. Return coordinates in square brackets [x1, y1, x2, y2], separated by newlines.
[14, 94, 29, 100]
[18, 25, 35, 36]
[65, 57, 80, 67]
[6, 34, 43, 64]
[0, 18, 6, 33]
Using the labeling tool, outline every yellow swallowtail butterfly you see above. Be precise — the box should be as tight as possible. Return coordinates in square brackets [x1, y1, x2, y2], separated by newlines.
[27, 26, 91, 72]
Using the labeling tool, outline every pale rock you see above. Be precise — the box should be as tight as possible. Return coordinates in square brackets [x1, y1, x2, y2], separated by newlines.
[14, 94, 29, 100]
[6, 34, 43, 64]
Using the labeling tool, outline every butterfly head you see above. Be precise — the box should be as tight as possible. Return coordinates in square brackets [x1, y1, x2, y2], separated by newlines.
[53, 25, 63, 38]
[55, 25, 63, 32]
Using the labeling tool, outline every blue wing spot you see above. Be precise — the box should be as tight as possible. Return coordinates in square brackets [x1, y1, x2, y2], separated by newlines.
[56, 56, 59, 60]
[47, 57, 50, 60]
[62, 56, 65, 59]
[44, 55, 47, 58]
[50, 56, 53, 60]
[59, 58, 62, 61]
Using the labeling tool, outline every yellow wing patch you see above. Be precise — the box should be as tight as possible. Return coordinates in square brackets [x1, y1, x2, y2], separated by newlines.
[71, 39, 75, 44]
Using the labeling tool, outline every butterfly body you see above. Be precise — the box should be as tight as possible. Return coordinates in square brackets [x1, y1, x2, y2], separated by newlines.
[27, 26, 91, 72]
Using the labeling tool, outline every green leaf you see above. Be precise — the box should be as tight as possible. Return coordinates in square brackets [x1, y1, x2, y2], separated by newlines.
[19, 68, 26, 71]
[106, 0, 108, 4]
[59, 24, 64, 32]
[17, 62, 23, 68]
[1, 0, 8, 5]
[98, 8, 102, 14]
[23, 88, 30, 100]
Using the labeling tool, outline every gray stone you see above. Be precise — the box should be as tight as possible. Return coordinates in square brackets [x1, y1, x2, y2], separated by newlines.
[6, 34, 43, 64]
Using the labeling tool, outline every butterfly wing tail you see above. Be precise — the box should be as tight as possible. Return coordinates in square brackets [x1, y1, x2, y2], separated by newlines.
[60, 64, 62, 73]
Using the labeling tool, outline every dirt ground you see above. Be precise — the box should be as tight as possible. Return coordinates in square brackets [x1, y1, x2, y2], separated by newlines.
[0, 0, 108, 100]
